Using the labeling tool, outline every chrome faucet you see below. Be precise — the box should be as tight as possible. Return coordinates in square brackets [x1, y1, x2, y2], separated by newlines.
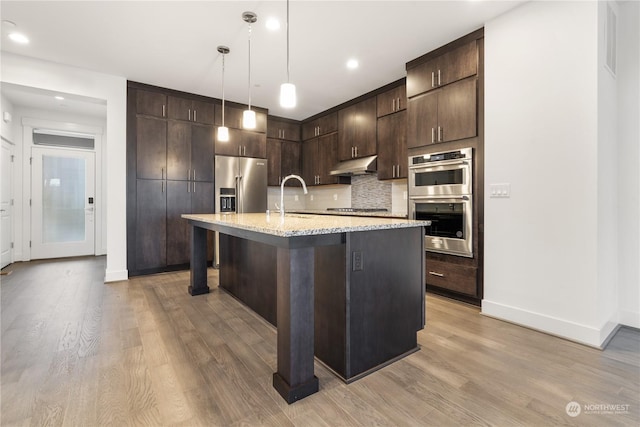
[279, 174, 308, 217]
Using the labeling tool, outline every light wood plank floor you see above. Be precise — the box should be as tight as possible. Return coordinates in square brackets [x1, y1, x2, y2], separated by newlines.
[1, 256, 638, 426]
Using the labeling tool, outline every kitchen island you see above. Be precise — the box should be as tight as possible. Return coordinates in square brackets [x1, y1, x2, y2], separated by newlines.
[182, 212, 428, 403]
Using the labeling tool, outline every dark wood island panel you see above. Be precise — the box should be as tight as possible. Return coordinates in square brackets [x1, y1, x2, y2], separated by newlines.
[218, 227, 425, 382]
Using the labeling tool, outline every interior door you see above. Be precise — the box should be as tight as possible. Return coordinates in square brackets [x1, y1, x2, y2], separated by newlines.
[31, 146, 95, 259]
[1, 140, 13, 269]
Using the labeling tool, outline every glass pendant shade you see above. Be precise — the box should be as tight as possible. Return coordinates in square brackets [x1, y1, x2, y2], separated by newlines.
[217, 126, 229, 142]
[242, 109, 256, 129]
[280, 82, 297, 108]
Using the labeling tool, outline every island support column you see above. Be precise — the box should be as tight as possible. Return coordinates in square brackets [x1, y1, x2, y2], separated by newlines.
[272, 246, 319, 403]
[188, 224, 210, 295]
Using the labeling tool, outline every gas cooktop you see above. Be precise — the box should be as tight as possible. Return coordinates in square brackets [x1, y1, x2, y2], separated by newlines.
[326, 208, 388, 213]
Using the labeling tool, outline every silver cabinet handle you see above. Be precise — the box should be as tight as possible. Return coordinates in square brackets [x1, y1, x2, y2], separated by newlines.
[355, 146, 358, 157]
[431, 71, 435, 88]
[392, 98, 396, 111]
[194, 110, 197, 122]
[351, 146, 354, 158]
[239, 146, 242, 156]
[161, 167, 164, 179]
[188, 169, 191, 180]
[243, 146, 246, 156]
[188, 109, 191, 121]
[187, 180, 190, 193]
[162, 105, 166, 117]
[429, 271, 444, 277]
[431, 128, 435, 143]
[438, 69, 441, 86]
[438, 126, 442, 142]
[193, 182, 196, 193]
[193, 169, 195, 181]
[397, 164, 401, 177]
[392, 165, 396, 178]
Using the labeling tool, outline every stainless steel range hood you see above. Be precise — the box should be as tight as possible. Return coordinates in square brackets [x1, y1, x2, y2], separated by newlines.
[329, 155, 377, 176]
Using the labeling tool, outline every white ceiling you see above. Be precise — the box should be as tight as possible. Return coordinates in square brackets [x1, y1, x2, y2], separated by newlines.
[0, 1, 526, 121]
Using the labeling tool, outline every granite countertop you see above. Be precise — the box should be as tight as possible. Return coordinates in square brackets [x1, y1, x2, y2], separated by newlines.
[290, 209, 408, 219]
[182, 213, 429, 238]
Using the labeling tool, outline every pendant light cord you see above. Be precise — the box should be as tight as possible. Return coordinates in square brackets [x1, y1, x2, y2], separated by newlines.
[286, 0, 290, 83]
[247, 22, 252, 111]
[221, 53, 226, 126]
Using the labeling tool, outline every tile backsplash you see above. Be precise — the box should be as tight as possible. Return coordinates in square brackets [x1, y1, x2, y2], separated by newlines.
[267, 176, 408, 216]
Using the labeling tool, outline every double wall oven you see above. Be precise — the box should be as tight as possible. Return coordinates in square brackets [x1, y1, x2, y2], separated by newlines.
[408, 147, 473, 258]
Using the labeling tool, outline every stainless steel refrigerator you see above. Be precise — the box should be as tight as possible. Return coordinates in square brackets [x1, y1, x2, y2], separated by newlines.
[214, 155, 267, 266]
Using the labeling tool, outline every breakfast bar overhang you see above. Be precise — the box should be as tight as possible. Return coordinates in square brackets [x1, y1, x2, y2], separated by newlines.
[182, 213, 429, 404]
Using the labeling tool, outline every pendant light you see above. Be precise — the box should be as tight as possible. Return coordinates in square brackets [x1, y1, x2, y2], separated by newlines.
[279, 0, 296, 108]
[242, 11, 257, 130]
[217, 45, 230, 142]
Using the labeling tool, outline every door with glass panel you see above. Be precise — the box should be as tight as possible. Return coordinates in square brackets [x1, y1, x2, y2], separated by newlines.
[31, 147, 95, 259]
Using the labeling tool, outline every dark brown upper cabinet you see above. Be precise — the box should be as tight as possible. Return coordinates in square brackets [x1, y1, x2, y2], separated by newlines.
[167, 96, 215, 125]
[136, 90, 167, 118]
[302, 133, 339, 186]
[338, 97, 377, 161]
[407, 78, 477, 148]
[406, 40, 478, 98]
[377, 84, 407, 118]
[136, 116, 167, 180]
[267, 118, 301, 142]
[267, 138, 301, 186]
[215, 105, 267, 133]
[377, 110, 407, 180]
[215, 128, 266, 158]
[302, 112, 338, 141]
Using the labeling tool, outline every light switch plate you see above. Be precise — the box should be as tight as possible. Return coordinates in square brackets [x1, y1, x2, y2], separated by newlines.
[490, 183, 511, 198]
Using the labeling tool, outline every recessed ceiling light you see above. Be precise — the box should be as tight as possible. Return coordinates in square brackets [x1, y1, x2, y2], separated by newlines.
[346, 59, 359, 70]
[55, 96, 65, 101]
[9, 32, 29, 44]
[266, 17, 280, 31]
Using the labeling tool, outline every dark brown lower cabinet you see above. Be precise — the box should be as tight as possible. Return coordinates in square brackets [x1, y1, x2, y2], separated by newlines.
[425, 255, 479, 300]
[135, 179, 166, 271]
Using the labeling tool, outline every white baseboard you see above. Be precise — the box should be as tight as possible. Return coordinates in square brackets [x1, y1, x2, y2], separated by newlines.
[618, 309, 640, 329]
[104, 269, 128, 283]
[482, 299, 619, 348]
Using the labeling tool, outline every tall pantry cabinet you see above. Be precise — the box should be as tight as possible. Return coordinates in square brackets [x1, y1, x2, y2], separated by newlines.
[127, 82, 216, 276]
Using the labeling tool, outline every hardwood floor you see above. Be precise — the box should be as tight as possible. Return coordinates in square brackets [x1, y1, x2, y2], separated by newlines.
[1, 256, 638, 426]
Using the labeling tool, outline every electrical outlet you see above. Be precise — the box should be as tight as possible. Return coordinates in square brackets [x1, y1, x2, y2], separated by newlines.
[352, 251, 363, 271]
[294, 195, 299, 201]
[403, 191, 407, 201]
[310, 195, 314, 201]
[333, 194, 338, 201]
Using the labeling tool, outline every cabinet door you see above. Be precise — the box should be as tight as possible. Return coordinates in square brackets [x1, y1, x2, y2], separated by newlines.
[438, 79, 477, 143]
[192, 100, 216, 125]
[191, 125, 214, 181]
[407, 91, 438, 149]
[338, 105, 355, 160]
[438, 41, 478, 88]
[406, 56, 439, 98]
[167, 121, 190, 181]
[137, 117, 167, 179]
[377, 85, 407, 117]
[191, 181, 214, 213]
[166, 180, 191, 266]
[377, 111, 407, 180]
[136, 90, 166, 118]
[318, 112, 338, 136]
[355, 97, 377, 157]
[266, 138, 282, 186]
[281, 141, 301, 185]
[241, 131, 267, 158]
[301, 139, 318, 185]
[318, 133, 339, 185]
[268, 119, 300, 141]
[215, 128, 241, 156]
[135, 179, 166, 270]
[215, 105, 244, 130]
[167, 96, 192, 121]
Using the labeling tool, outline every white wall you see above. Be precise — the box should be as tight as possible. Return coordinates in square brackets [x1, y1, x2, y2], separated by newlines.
[1, 53, 128, 282]
[1, 94, 15, 141]
[617, 0, 640, 328]
[483, 0, 623, 347]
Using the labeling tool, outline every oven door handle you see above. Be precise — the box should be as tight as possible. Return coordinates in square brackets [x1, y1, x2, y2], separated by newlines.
[410, 195, 470, 201]
[409, 159, 469, 171]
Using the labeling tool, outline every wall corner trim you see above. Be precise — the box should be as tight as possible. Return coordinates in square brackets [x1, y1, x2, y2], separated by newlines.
[104, 269, 128, 283]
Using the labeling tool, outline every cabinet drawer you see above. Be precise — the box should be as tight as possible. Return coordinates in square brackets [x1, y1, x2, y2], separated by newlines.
[426, 259, 477, 296]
